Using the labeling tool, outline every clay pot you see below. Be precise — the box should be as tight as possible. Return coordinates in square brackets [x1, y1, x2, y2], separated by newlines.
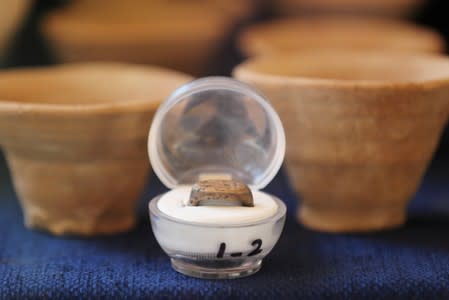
[274, 0, 425, 17]
[234, 51, 449, 232]
[239, 17, 445, 58]
[0, 63, 191, 235]
[66, 0, 256, 21]
[41, 1, 234, 76]
[0, 0, 32, 61]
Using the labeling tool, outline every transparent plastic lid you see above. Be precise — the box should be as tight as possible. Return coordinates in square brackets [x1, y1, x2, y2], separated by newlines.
[148, 77, 285, 190]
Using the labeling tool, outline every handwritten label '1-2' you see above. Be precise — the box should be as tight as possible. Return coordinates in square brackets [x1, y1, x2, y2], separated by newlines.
[216, 239, 263, 258]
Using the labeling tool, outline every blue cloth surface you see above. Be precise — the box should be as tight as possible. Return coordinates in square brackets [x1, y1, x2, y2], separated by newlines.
[1, 149, 449, 300]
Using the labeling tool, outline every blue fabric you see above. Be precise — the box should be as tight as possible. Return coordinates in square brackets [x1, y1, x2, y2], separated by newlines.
[1, 149, 449, 300]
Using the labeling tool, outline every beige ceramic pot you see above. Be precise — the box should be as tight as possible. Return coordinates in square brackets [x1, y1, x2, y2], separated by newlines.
[66, 0, 256, 21]
[41, 1, 233, 76]
[234, 51, 449, 232]
[239, 17, 445, 58]
[0, 63, 191, 236]
[0, 0, 32, 61]
[274, 0, 425, 17]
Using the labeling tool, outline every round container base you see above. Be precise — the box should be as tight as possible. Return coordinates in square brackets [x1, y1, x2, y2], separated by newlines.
[298, 204, 406, 233]
[171, 258, 262, 279]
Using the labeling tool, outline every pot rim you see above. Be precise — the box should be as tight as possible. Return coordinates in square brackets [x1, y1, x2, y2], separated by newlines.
[41, 5, 233, 44]
[234, 51, 449, 90]
[0, 62, 192, 115]
[239, 16, 445, 57]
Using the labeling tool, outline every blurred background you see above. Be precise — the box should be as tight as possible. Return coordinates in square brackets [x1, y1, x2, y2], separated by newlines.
[3, 0, 449, 73]
[2, 0, 449, 148]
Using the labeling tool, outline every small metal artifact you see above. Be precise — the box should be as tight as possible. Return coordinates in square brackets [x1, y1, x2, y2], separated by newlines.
[189, 179, 254, 207]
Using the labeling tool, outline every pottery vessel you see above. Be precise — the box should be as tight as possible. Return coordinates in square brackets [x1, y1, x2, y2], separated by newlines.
[274, 0, 425, 17]
[234, 51, 449, 232]
[0, 0, 32, 62]
[41, 1, 234, 76]
[66, 0, 256, 21]
[0, 63, 191, 235]
[239, 17, 445, 58]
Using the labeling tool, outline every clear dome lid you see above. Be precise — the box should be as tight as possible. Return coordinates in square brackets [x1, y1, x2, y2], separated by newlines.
[148, 77, 285, 190]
